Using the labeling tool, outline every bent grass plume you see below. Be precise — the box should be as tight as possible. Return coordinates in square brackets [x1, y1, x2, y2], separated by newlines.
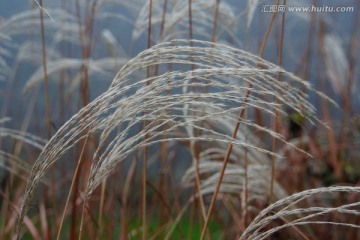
[132, 0, 236, 42]
[0, 123, 48, 183]
[16, 39, 334, 236]
[240, 186, 360, 240]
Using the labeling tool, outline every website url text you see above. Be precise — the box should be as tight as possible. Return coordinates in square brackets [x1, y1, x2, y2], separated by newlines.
[261, 5, 354, 13]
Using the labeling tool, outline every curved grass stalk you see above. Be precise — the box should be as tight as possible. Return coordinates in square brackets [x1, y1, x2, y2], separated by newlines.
[0, 9, 77, 36]
[16, 39, 329, 237]
[24, 58, 129, 93]
[240, 186, 360, 240]
[182, 161, 288, 202]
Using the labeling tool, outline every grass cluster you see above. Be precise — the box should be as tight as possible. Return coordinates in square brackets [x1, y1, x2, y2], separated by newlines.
[0, 0, 359, 239]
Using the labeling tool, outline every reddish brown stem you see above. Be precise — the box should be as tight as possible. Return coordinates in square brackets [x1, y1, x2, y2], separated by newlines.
[200, 2, 280, 238]
[211, 0, 220, 42]
[270, 0, 286, 204]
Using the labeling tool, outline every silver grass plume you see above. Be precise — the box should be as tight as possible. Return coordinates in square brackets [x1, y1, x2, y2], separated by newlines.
[0, 119, 47, 183]
[0, 9, 77, 37]
[16, 39, 331, 234]
[132, 0, 235, 42]
[323, 34, 353, 96]
[23, 57, 129, 93]
[240, 186, 360, 240]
